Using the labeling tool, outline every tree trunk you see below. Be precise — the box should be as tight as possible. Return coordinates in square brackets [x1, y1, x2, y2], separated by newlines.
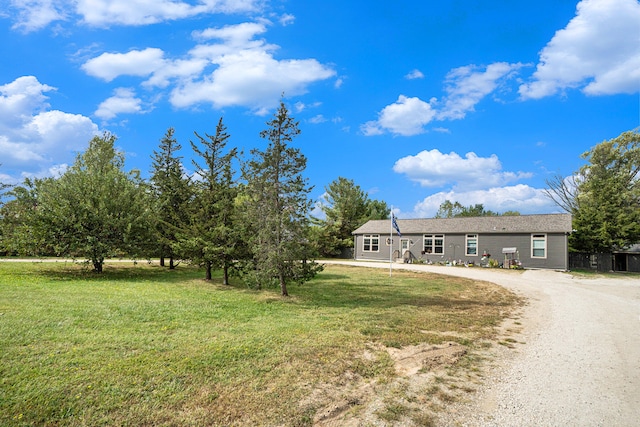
[279, 271, 288, 296]
[223, 263, 229, 285]
[205, 261, 212, 281]
[160, 256, 165, 267]
[93, 260, 103, 273]
[169, 257, 175, 270]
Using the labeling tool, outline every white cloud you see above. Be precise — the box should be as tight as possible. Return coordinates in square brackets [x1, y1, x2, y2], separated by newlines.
[0, 76, 55, 126]
[433, 127, 450, 134]
[192, 21, 267, 44]
[279, 13, 295, 26]
[9, 0, 66, 32]
[143, 58, 208, 89]
[391, 148, 554, 218]
[411, 185, 557, 218]
[47, 163, 69, 178]
[171, 51, 335, 113]
[393, 149, 532, 190]
[362, 62, 523, 136]
[294, 101, 322, 113]
[360, 121, 384, 136]
[169, 24, 336, 113]
[361, 95, 436, 136]
[308, 114, 327, 124]
[80, 21, 335, 114]
[7, 0, 262, 31]
[439, 62, 523, 120]
[0, 170, 14, 186]
[519, 0, 640, 99]
[95, 88, 144, 120]
[312, 191, 329, 220]
[405, 69, 424, 80]
[81, 48, 166, 82]
[0, 76, 99, 179]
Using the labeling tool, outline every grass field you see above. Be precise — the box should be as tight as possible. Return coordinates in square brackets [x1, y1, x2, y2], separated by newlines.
[0, 261, 519, 426]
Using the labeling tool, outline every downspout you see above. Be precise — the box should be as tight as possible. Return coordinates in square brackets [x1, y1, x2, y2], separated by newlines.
[565, 231, 569, 271]
[353, 234, 356, 260]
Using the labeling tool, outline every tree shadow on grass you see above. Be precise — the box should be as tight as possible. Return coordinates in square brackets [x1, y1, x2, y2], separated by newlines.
[38, 262, 204, 285]
[299, 269, 515, 312]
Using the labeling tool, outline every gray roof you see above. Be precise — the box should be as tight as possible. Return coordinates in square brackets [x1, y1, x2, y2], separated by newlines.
[615, 244, 640, 254]
[352, 213, 572, 235]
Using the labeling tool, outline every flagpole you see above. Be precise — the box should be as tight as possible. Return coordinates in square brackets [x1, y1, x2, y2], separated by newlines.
[389, 209, 393, 278]
[389, 210, 402, 279]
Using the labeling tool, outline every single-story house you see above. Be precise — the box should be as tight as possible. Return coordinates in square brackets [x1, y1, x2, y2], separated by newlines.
[352, 213, 573, 270]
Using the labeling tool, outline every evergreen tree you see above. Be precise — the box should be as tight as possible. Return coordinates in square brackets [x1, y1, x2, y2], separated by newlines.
[365, 199, 391, 220]
[570, 129, 640, 252]
[150, 127, 191, 268]
[176, 118, 239, 282]
[314, 176, 388, 257]
[242, 101, 321, 296]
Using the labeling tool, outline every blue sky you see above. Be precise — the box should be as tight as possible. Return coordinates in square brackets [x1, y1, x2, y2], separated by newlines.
[1, 0, 639, 218]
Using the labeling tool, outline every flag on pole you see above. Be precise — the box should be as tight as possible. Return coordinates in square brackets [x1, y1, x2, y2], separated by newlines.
[392, 213, 402, 236]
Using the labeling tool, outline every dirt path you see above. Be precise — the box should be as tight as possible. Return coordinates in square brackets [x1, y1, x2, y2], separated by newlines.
[325, 260, 640, 426]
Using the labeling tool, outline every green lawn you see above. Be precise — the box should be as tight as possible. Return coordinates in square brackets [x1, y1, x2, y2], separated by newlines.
[0, 261, 518, 426]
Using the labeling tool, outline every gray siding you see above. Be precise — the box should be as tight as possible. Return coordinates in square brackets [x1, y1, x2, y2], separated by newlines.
[354, 231, 569, 270]
[353, 214, 572, 270]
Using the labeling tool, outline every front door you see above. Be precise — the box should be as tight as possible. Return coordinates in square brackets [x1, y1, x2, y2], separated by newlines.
[400, 239, 410, 257]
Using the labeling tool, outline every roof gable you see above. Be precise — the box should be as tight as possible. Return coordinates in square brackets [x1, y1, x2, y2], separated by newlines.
[352, 214, 572, 235]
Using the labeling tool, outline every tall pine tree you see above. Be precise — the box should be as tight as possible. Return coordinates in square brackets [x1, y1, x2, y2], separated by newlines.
[150, 127, 191, 268]
[177, 118, 239, 282]
[242, 101, 321, 296]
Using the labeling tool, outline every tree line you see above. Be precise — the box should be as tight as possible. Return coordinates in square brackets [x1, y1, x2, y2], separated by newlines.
[0, 102, 387, 295]
[1, 118, 637, 282]
[432, 129, 640, 254]
[545, 129, 640, 254]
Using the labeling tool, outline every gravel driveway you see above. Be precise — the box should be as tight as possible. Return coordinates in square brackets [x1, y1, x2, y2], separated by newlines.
[325, 261, 640, 426]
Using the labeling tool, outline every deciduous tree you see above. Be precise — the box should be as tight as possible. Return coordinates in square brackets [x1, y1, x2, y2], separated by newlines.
[435, 200, 509, 218]
[544, 173, 581, 214]
[569, 129, 640, 252]
[0, 180, 40, 256]
[0, 165, 11, 254]
[30, 133, 154, 272]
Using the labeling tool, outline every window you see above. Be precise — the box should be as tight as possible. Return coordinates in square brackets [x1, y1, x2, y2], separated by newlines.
[423, 234, 444, 254]
[532, 234, 546, 258]
[466, 234, 478, 256]
[363, 234, 379, 252]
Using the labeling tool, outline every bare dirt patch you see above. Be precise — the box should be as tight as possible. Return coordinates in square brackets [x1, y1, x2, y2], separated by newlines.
[387, 342, 467, 377]
[309, 342, 473, 426]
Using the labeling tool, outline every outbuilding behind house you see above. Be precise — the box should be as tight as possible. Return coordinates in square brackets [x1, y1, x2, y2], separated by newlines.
[352, 213, 572, 270]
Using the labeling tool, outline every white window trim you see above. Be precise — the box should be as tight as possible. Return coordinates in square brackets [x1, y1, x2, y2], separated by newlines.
[363, 234, 380, 252]
[531, 233, 547, 259]
[465, 234, 478, 256]
[423, 234, 445, 254]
